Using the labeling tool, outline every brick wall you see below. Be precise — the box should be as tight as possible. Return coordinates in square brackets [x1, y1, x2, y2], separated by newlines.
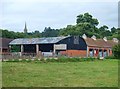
[60, 50, 87, 57]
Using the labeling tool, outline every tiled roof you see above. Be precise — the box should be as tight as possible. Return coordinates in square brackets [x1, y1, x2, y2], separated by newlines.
[84, 38, 118, 48]
[9, 36, 69, 45]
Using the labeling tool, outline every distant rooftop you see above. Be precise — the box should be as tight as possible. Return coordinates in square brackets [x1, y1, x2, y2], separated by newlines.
[0, 38, 13, 48]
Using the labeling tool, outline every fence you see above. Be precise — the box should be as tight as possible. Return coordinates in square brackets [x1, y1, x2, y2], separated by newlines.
[0, 52, 38, 61]
[0, 51, 86, 61]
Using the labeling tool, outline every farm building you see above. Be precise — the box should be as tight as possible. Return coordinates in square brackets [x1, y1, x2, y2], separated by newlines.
[0, 38, 13, 54]
[9, 35, 119, 58]
[0, 38, 13, 60]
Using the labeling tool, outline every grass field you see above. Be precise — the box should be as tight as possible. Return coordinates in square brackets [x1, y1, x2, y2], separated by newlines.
[2, 59, 118, 87]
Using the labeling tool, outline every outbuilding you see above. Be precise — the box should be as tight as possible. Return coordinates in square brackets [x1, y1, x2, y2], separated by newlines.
[9, 35, 118, 58]
[0, 38, 13, 54]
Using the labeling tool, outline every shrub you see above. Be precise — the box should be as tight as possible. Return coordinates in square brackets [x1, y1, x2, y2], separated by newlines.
[57, 57, 68, 62]
[82, 58, 96, 61]
[105, 56, 116, 59]
[46, 58, 57, 62]
[112, 44, 120, 59]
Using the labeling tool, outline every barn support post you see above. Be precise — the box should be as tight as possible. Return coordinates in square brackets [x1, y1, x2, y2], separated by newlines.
[36, 44, 39, 55]
[53, 44, 56, 56]
[21, 45, 23, 56]
[93, 48, 95, 57]
[102, 49, 104, 57]
[0, 47, 2, 53]
[9, 45, 11, 52]
[98, 48, 99, 57]
[93, 48, 97, 58]
[107, 49, 110, 56]
[86, 46, 89, 57]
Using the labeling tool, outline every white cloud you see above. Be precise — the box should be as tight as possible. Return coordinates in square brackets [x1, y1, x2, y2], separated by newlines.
[0, 0, 118, 32]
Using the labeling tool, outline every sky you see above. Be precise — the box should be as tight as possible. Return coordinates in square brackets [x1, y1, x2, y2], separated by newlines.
[0, 0, 119, 32]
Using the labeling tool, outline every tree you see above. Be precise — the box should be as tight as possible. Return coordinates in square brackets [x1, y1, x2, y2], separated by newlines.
[1, 29, 42, 38]
[111, 27, 117, 33]
[112, 44, 120, 59]
[41, 27, 59, 37]
[11, 45, 21, 52]
[76, 13, 99, 26]
[1, 29, 16, 38]
[109, 28, 120, 40]
[117, 28, 120, 40]
[99, 25, 109, 32]
[32, 30, 41, 38]
[98, 25, 112, 38]
[59, 13, 100, 37]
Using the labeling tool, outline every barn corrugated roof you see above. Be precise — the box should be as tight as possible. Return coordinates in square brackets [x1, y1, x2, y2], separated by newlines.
[9, 36, 69, 45]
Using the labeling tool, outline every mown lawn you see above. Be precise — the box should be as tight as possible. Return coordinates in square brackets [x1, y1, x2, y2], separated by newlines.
[2, 59, 118, 87]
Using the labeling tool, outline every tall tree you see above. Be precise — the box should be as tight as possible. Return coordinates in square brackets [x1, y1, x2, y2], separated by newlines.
[76, 13, 99, 26]
[60, 13, 99, 37]
[41, 27, 59, 37]
[111, 27, 117, 33]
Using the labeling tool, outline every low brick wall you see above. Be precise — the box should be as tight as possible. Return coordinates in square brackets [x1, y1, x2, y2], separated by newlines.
[60, 50, 87, 57]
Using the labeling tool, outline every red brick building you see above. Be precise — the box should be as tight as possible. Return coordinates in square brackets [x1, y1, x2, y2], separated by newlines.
[83, 35, 118, 58]
[60, 35, 118, 58]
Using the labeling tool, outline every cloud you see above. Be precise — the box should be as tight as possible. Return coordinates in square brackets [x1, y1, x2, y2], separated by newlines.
[0, 0, 119, 32]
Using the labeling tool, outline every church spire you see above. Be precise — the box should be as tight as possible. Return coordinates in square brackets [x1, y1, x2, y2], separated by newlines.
[24, 22, 28, 33]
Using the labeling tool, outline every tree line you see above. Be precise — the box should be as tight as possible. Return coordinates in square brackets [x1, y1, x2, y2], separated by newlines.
[0, 13, 120, 40]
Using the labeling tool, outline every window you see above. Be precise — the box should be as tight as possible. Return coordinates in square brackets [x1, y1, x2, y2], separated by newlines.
[89, 49, 94, 57]
[74, 36, 79, 44]
[103, 50, 108, 57]
[99, 50, 103, 57]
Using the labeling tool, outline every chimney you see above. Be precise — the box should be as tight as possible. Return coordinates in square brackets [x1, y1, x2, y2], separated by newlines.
[103, 37, 107, 42]
[82, 34, 87, 39]
[113, 38, 119, 43]
[91, 35, 96, 40]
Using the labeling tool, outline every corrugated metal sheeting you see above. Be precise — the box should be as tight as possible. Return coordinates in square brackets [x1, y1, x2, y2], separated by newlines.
[9, 36, 69, 45]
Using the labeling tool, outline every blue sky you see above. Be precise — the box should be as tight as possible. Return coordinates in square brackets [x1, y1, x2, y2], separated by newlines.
[0, 0, 119, 32]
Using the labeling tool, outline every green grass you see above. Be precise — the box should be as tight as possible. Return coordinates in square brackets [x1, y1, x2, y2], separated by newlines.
[2, 59, 118, 87]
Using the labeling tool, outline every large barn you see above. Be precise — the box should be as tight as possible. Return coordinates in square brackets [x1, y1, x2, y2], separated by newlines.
[9, 35, 119, 58]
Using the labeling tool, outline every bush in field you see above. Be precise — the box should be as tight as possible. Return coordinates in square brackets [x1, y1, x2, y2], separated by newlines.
[57, 57, 68, 62]
[112, 44, 120, 59]
[105, 56, 116, 59]
[46, 57, 96, 62]
[46, 58, 57, 62]
[70, 58, 80, 62]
